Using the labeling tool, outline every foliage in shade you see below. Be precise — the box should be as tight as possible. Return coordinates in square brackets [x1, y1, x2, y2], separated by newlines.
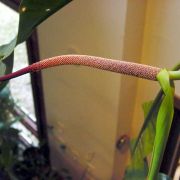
[17, 0, 72, 44]
[148, 69, 174, 179]
[0, 54, 14, 91]
[0, 61, 6, 77]
[0, 87, 20, 171]
[158, 173, 172, 180]
[123, 100, 161, 180]
[0, 0, 72, 90]
[124, 69, 175, 180]
[132, 90, 164, 159]
[123, 140, 148, 180]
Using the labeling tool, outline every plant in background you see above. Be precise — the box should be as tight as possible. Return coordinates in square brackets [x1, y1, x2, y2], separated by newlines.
[12, 147, 63, 180]
[0, 0, 179, 180]
[0, 86, 20, 179]
[0, 0, 73, 179]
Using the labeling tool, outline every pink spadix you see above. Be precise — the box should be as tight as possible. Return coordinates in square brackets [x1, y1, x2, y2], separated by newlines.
[0, 55, 161, 81]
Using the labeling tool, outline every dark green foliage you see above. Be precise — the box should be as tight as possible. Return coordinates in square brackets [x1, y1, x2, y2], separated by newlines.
[0, 0, 72, 90]
[0, 87, 20, 177]
[0, 0, 73, 178]
[158, 173, 172, 180]
[17, 0, 72, 44]
[12, 147, 63, 180]
[124, 69, 175, 180]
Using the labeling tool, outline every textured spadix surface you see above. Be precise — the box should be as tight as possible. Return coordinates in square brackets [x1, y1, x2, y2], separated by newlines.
[0, 55, 161, 81]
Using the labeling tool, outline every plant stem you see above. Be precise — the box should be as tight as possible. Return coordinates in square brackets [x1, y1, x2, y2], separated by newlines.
[169, 71, 180, 80]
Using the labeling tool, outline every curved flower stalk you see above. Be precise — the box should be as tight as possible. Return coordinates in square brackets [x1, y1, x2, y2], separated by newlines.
[0, 55, 180, 82]
[0, 55, 161, 81]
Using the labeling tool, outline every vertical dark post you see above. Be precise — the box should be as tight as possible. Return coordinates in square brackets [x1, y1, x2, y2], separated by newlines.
[26, 31, 49, 161]
[160, 108, 180, 177]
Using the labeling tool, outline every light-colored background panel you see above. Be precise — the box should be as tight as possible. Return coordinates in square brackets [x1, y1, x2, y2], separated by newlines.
[132, 0, 180, 136]
[112, 0, 148, 179]
[38, 0, 180, 179]
[38, 0, 128, 179]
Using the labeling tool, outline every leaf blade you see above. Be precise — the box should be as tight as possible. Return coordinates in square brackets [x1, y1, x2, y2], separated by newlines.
[0, 0, 72, 90]
[17, 0, 72, 44]
[148, 69, 174, 180]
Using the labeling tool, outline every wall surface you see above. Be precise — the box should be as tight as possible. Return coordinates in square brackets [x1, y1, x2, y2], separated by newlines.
[132, 0, 180, 136]
[38, 0, 180, 179]
[38, 0, 131, 179]
[112, 0, 147, 178]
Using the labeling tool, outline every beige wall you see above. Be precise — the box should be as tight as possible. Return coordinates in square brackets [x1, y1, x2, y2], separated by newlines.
[38, 0, 180, 179]
[38, 1, 130, 179]
[112, 0, 147, 179]
[132, 0, 180, 136]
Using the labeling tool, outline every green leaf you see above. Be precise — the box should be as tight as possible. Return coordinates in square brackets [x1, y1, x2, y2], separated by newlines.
[0, 53, 14, 90]
[148, 69, 174, 180]
[0, 0, 72, 61]
[124, 165, 148, 180]
[0, 38, 17, 61]
[132, 63, 180, 157]
[0, 62, 6, 76]
[140, 101, 158, 156]
[124, 140, 148, 180]
[0, 0, 72, 90]
[124, 100, 160, 180]
[132, 91, 163, 155]
[17, 0, 72, 44]
[124, 65, 179, 180]
[0, 140, 17, 168]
